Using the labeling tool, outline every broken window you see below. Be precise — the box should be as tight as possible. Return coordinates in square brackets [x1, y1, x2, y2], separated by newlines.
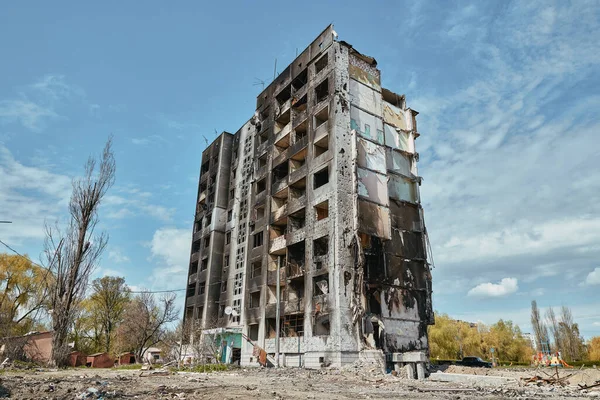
[256, 178, 266, 194]
[204, 236, 210, 249]
[265, 318, 280, 338]
[187, 283, 196, 297]
[192, 240, 201, 253]
[199, 282, 206, 295]
[196, 306, 204, 320]
[362, 235, 385, 281]
[315, 53, 328, 74]
[250, 291, 261, 309]
[226, 231, 231, 245]
[314, 200, 329, 221]
[201, 258, 208, 271]
[253, 231, 264, 248]
[313, 274, 329, 296]
[313, 235, 329, 257]
[315, 78, 329, 104]
[200, 161, 210, 175]
[190, 260, 198, 274]
[276, 84, 292, 106]
[221, 280, 227, 293]
[272, 162, 288, 183]
[205, 213, 212, 227]
[194, 219, 202, 233]
[283, 314, 304, 337]
[291, 69, 308, 91]
[225, 255, 229, 268]
[287, 240, 305, 272]
[313, 167, 329, 189]
[251, 260, 262, 279]
[257, 153, 267, 169]
[185, 306, 194, 321]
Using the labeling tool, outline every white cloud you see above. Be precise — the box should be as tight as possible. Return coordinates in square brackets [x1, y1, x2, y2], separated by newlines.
[467, 278, 518, 298]
[102, 186, 175, 222]
[593, 322, 600, 327]
[130, 135, 166, 146]
[108, 249, 130, 264]
[584, 268, 600, 286]
[0, 74, 84, 131]
[144, 227, 190, 291]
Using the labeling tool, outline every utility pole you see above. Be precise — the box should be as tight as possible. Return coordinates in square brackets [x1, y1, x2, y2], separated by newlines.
[275, 255, 281, 368]
[0, 221, 12, 224]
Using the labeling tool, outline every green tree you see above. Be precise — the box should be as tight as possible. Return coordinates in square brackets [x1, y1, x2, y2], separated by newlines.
[87, 276, 130, 353]
[0, 253, 52, 337]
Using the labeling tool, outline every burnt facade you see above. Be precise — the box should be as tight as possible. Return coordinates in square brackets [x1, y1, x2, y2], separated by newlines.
[184, 25, 433, 371]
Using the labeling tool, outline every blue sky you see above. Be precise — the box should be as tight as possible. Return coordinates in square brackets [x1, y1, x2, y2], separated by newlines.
[1, 1, 599, 338]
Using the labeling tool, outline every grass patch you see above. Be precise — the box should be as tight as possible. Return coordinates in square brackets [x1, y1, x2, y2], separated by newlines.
[178, 363, 229, 373]
[114, 363, 144, 370]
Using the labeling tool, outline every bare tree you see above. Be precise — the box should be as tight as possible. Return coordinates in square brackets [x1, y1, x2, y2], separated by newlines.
[114, 292, 178, 363]
[531, 300, 549, 351]
[44, 138, 115, 366]
[545, 307, 562, 352]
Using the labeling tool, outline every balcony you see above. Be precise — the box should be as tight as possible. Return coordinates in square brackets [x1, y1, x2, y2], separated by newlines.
[255, 165, 267, 179]
[269, 235, 286, 254]
[287, 195, 306, 214]
[278, 98, 292, 115]
[193, 230, 202, 242]
[191, 252, 199, 263]
[273, 122, 292, 144]
[272, 148, 289, 168]
[271, 178, 288, 194]
[271, 204, 288, 223]
[255, 190, 266, 205]
[288, 164, 307, 185]
[187, 273, 197, 285]
[287, 263, 305, 279]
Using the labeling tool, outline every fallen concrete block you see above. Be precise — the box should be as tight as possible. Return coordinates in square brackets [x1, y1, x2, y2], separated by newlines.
[428, 371, 517, 386]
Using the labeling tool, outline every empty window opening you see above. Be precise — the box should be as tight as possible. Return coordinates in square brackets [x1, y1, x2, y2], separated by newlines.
[313, 167, 329, 189]
[205, 213, 212, 227]
[227, 210, 233, 221]
[185, 306, 194, 321]
[368, 289, 382, 315]
[283, 314, 304, 337]
[196, 306, 204, 320]
[258, 130, 269, 145]
[256, 178, 266, 194]
[314, 314, 330, 336]
[295, 119, 308, 142]
[251, 260, 262, 279]
[201, 258, 208, 271]
[253, 231, 264, 248]
[190, 260, 198, 274]
[229, 188, 235, 199]
[250, 291, 261, 308]
[271, 191, 288, 212]
[200, 161, 210, 175]
[276, 84, 292, 106]
[192, 240, 201, 253]
[221, 281, 227, 292]
[313, 274, 329, 296]
[199, 182, 207, 194]
[287, 240, 306, 272]
[314, 106, 329, 130]
[225, 255, 230, 268]
[207, 194, 215, 204]
[289, 148, 307, 174]
[362, 235, 385, 281]
[266, 318, 280, 339]
[194, 218, 202, 233]
[315, 200, 329, 221]
[199, 283, 206, 295]
[204, 236, 210, 249]
[187, 283, 196, 297]
[289, 208, 306, 232]
[226, 231, 231, 244]
[258, 154, 268, 169]
[315, 79, 329, 104]
[292, 94, 308, 112]
[272, 162, 288, 183]
[255, 206, 265, 220]
[313, 235, 329, 258]
[260, 107, 270, 122]
[315, 53, 328, 74]
[249, 324, 259, 341]
[291, 69, 308, 91]
[314, 134, 329, 157]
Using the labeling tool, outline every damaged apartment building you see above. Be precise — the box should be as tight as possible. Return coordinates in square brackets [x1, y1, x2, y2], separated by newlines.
[184, 25, 434, 375]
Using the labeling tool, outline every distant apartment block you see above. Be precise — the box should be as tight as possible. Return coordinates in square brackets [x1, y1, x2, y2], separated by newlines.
[184, 25, 433, 373]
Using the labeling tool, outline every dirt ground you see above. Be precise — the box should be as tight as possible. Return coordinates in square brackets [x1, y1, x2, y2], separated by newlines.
[1, 364, 600, 399]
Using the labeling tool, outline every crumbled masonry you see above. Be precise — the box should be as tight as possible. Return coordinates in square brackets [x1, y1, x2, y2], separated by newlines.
[183, 25, 434, 372]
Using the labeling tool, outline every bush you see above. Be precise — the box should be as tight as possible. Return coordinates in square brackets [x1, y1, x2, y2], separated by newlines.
[568, 360, 600, 368]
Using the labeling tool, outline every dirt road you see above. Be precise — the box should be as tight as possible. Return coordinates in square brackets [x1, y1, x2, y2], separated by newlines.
[0, 365, 598, 399]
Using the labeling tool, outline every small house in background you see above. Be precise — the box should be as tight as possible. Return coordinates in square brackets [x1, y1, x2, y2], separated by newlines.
[118, 352, 136, 365]
[144, 347, 163, 364]
[86, 352, 114, 368]
[69, 351, 87, 367]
